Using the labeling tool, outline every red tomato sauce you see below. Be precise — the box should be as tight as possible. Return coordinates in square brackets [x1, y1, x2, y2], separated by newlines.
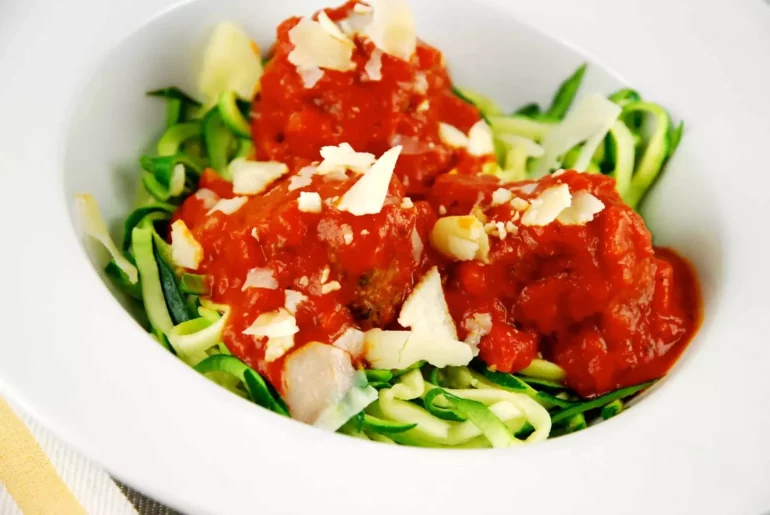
[174, 2, 701, 398]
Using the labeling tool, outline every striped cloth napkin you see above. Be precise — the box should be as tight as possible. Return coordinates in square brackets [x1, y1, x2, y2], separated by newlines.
[0, 397, 178, 514]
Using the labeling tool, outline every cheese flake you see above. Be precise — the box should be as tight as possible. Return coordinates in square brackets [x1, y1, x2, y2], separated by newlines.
[342, 224, 354, 245]
[467, 120, 495, 156]
[170, 220, 204, 270]
[557, 190, 605, 225]
[243, 308, 299, 338]
[288, 166, 316, 191]
[337, 145, 402, 216]
[321, 281, 342, 294]
[284, 289, 308, 314]
[438, 123, 469, 149]
[491, 188, 513, 206]
[366, 0, 416, 61]
[510, 197, 529, 211]
[242, 268, 278, 291]
[521, 184, 572, 227]
[333, 328, 365, 358]
[297, 66, 324, 88]
[231, 158, 289, 195]
[288, 17, 355, 72]
[194, 188, 220, 209]
[353, 2, 373, 13]
[463, 313, 492, 357]
[298, 191, 323, 213]
[400, 197, 414, 209]
[364, 49, 383, 81]
[317, 10, 355, 47]
[398, 266, 458, 340]
[207, 196, 248, 216]
[317, 142, 376, 175]
[264, 335, 296, 363]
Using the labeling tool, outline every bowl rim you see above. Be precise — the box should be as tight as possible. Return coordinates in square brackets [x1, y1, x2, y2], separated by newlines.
[2, 0, 770, 513]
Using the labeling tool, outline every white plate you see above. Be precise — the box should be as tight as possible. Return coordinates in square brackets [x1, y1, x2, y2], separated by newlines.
[2, 0, 770, 513]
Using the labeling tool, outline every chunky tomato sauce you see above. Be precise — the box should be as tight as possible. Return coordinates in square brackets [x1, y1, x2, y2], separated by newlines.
[174, 1, 700, 398]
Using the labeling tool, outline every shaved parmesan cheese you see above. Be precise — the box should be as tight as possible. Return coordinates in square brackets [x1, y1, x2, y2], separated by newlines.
[207, 196, 248, 216]
[231, 158, 289, 195]
[320, 266, 330, 284]
[265, 335, 295, 362]
[516, 183, 538, 195]
[400, 197, 414, 209]
[317, 142, 376, 175]
[491, 188, 513, 206]
[241, 267, 278, 291]
[505, 220, 518, 234]
[557, 190, 605, 225]
[438, 205, 447, 215]
[298, 191, 323, 213]
[298, 276, 310, 287]
[366, 0, 416, 61]
[467, 120, 495, 156]
[354, 2, 373, 13]
[288, 166, 316, 191]
[199, 22, 263, 104]
[463, 313, 492, 356]
[438, 123, 469, 149]
[363, 328, 472, 369]
[430, 215, 490, 262]
[409, 227, 423, 264]
[288, 17, 355, 72]
[342, 224, 354, 244]
[510, 197, 529, 211]
[321, 281, 341, 294]
[333, 328, 365, 358]
[496, 221, 507, 240]
[74, 194, 138, 284]
[314, 371, 377, 431]
[533, 93, 621, 177]
[414, 72, 428, 94]
[170, 220, 203, 270]
[243, 308, 299, 338]
[284, 289, 308, 314]
[398, 266, 457, 340]
[337, 145, 402, 216]
[416, 99, 430, 112]
[194, 188, 220, 209]
[317, 10, 354, 47]
[521, 184, 572, 227]
[283, 342, 356, 424]
[297, 65, 324, 88]
[364, 49, 383, 81]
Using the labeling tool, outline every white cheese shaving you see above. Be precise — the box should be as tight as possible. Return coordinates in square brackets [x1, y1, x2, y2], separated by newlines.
[298, 191, 323, 213]
[288, 166, 316, 191]
[353, 3, 373, 13]
[337, 145, 402, 216]
[557, 190, 605, 225]
[333, 327, 365, 358]
[364, 49, 383, 81]
[75, 194, 138, 283]
[510, 197, 529, 211]
[194, 188, 220, 209]
[264, 335, 295, 363]
[400, 197, 414, 209]
[491, 188, 513, 206]
[496, 221, 507, 240]
[298, 276, 310, 287]
[366, 0, 416, 61]
[241, 267, 278, 291]
[199, 22, 263, 104]
[288, 17, 355, 72]
[533, 93, 621, 177]
[521, 184, 572, 227]
[416, 99, 430, 112]
[398, 266, 457, 340]
[231, 158, 289, 195]
[438, 205, 447, 215]
[414, 72, 428, 94]
[317, 10, 355, 47]
[317, 142, 376, 175]
[438, 123, 469, 149]
[284, 289, 308, 314]
[320, 266, 330, 284]
[463, 313, 492, 357]
[342, 224, 354, 245]
[467, 120, 495, 156]
[170, 220, 204, 270]
[430, 215, 489, 262]
[321, 281, 342, 294]
[207, 196, 248, 216]
[505, 220, 517, 234]
[297, 65, 324, 88]
[243, 308, 299, 338]
[516, 183, 538, 195]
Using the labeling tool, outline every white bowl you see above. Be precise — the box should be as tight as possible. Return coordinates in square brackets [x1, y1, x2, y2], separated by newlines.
[2, 0, 770, 513]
